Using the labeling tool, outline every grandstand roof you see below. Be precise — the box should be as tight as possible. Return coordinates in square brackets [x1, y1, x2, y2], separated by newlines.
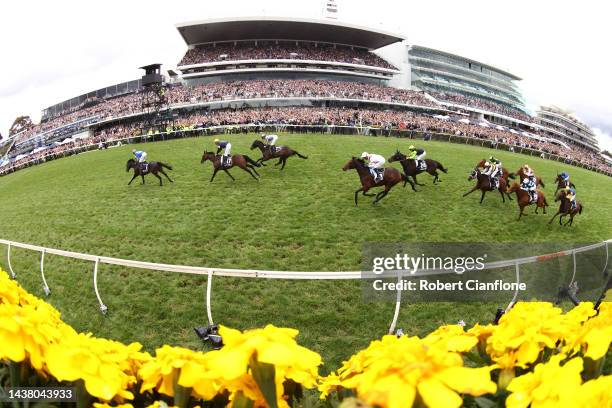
[410, 45, 522, 81]
[175, 16, 405, 49]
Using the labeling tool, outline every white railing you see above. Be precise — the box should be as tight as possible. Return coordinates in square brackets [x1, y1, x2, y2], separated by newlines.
[1, 238, 609, 334]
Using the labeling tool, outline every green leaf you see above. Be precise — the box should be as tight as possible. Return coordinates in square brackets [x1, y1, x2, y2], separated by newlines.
[232, 390, 254, 408]
[250, 354, 278, 408]
[474, 396, 499, 408]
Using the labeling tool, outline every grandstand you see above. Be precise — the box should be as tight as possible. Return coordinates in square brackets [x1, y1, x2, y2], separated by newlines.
[1, 16, 611, 177]
[406, 45, 530, 124]
[175, 16, 403, 84]
[536, 105, 600, 152]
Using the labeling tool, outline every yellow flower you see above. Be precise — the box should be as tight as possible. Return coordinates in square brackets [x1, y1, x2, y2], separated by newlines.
[325, 335, 496, 408]
[486, 303, 566, 369]
[423, 324, 478, 353]
[506, 355, 583, 408]
[205, 325, 322, 406]
[46, 332, 145, 401]
[565, 375, 612, 407]
[563, 302, 612, 360]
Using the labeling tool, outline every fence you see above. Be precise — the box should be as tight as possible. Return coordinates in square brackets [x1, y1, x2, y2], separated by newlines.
[1, 238, 609, 334]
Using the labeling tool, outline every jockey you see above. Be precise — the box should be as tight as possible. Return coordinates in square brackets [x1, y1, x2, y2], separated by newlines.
[560, 171, 571, 188]
[214, 138, 231, 165]
[361, 152, 385, 182]
[521, 164, 537, 203]
[563, 186, 577, 209]
[406, 145, 426, 168]
[132, 149, 148, 172]
[482, 157, 501, 188]
[261, 133, 279, 151]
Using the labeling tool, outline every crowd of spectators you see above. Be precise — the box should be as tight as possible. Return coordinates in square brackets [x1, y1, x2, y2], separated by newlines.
[3, 80, 609, 175]
[4, 106, 610, 175]
[430, 91, 531, 122]
[166, 79, 437, 107]
[178, 41, 396, 69]
[86, 107, 609, 174]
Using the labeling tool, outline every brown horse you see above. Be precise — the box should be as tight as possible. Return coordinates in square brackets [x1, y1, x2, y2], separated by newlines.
[553, 173, 576, 194]
[388, 150, 446, 187]
[342, 157, 406, 205]
[511, 167, 545, 188]
[250, 140, 308, 170]
[200, 151, 261, 182]
[126, 159, 173, 186]
[463, 168, 510, 204]
[476, 159, 515, 186]
[507, 182, 549, 221]
[549, 190, 582, 226]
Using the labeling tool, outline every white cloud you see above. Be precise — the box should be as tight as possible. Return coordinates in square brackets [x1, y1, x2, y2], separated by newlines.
[593, 128, 612, 153]
[1, 0, 611, 143]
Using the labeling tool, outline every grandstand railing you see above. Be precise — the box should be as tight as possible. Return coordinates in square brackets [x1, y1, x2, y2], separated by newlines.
[1, 238, 609, 334]
[2, 125, 610, 177]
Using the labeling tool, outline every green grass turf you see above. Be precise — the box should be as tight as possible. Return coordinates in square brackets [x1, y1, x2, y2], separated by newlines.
[0, 133, 610, 370]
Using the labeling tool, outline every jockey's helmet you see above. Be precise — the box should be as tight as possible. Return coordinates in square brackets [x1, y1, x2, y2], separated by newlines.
[408, 145, 415, 150]
[360, 152, 369, 159]
[261, 133, 266, 138]
[214, 138, 220, 143]
[132, 148, 136, 153]
[561, 171, 568, 178]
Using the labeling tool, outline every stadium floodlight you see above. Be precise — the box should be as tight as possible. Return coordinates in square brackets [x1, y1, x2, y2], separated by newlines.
[194, 324, 223, 349]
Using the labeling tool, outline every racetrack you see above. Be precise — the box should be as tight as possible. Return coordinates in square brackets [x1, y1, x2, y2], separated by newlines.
[1, 133, 611, 367]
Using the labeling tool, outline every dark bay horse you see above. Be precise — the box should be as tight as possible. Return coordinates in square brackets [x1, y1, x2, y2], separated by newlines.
[553, 173, 576, 194]
[507, 182, 549, 221]
[511, 167, 545, 188]
[250, 140, 308, 169]
[548, 190, 582, 226]
[388, 150, 447, 186]
[463, 168, 510, 204]
[342, 157, 407, 205]
[200, 151, 261, 182]
[126, 159, 173, 186]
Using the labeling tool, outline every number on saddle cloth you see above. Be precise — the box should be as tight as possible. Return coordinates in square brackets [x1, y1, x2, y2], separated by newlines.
[418, 160, 427, 171]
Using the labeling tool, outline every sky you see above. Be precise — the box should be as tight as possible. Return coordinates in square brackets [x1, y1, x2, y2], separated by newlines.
[1, 0, 610, 150]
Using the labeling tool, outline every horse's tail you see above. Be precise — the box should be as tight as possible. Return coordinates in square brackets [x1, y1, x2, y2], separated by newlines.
[436, 161, 448, 173]
[161, 162, 173, 170]
[542, 194, 549, 207]
[539, 178, 546, 188]
[244, 155, 261, 167]
[508, 172, 516, 180]
[579, 203, 583, 214]
[294, 150, 308, 159]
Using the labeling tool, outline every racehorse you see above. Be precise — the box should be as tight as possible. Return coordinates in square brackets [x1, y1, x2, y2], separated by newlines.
[342, 157, 407, 205]
[200, 151, 261, 182]
[463, 168, 510, 204]
[507, 182, 549, 221]
[250, 140, 308, 170]
[126, 159, 173, 186]
[553, 173, 576, 194]
[388, 150, 447, 187]
[548, 190, 582, 226]
[476, 159, 515, 186]
[511, 167, 545, 188]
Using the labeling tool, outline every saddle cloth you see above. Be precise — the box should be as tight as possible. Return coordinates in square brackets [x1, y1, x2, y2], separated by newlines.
[370, 168, 384, 182]
[417, 160, 427, 171]
[220, 156, 232, 168]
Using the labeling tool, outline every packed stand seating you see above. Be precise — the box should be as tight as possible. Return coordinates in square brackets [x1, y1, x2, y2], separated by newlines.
[178, 41, 397, 69]
[165, 80, 437, 107]
[430, 91, 532, 122]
